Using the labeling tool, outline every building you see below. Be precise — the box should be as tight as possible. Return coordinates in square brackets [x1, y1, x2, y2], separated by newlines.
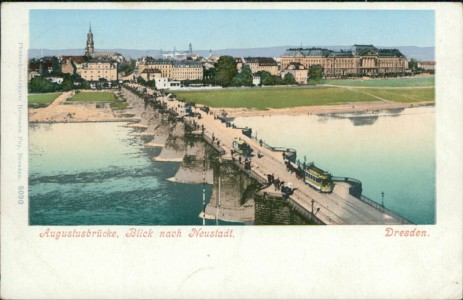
[244, 57, 278, 76]
[280, 45, 408, 77]
[85, 24, 95, 57]
[154, 77, 169, 90]
[235, 57, 243, 72]
[46, 77, 63, 84]
[80, 58, 118, 83]
[418, 61, 436, 71]
[172, 60, 203, 81]
[60, 56, 88, 75]
[140, 59, 173, 78]
[84, 24, 124, 63]
[137, 59, 203, 81]
[161, 44, 198, 61]
[252, 75, 261, 86]
[281, 62, 307, 84]
[139, 68, 162, 81]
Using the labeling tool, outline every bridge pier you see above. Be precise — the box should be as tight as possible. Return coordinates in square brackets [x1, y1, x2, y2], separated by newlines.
[254, 190, 318, 225]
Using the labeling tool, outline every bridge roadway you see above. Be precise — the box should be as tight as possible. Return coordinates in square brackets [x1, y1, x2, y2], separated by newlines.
[132, 85, 406, 225]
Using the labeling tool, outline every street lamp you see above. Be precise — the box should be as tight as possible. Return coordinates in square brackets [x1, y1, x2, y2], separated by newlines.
[381, 191, 385, 207]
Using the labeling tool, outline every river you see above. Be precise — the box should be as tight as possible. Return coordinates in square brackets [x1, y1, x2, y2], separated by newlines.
[28, 122, 236, 226]
[233, 106, 435, 224]
[29, 106, 435, 225]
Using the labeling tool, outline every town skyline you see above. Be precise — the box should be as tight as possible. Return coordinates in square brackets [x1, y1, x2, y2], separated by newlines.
[30, 10, 435, 51]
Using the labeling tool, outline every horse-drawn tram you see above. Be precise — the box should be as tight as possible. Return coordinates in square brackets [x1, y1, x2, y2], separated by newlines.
[304, 162, 334, 193]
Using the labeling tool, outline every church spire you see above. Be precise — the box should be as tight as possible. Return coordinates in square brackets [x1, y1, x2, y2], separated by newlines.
[85, 22, 94, 57]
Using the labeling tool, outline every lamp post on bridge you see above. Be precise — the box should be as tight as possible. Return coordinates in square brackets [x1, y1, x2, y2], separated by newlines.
[381, 191, 385, 207]
[311, 199, 320, 222]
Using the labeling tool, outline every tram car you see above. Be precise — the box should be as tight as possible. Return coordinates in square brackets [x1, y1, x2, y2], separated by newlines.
[232, 137, 253, 157]
[304, 162, 334, 193]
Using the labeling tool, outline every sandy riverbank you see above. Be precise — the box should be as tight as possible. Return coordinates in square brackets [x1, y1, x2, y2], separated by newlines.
[211, 100, 434, 118]
[28, 88, 146, 123]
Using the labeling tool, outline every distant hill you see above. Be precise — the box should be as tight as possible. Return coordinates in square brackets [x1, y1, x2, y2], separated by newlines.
[28, 46, 435, 61]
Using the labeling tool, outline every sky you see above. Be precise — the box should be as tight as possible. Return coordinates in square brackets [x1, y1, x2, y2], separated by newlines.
[29, 9, 435, 50]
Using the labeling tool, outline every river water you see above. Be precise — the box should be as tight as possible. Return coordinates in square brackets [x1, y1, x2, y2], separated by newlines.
[29, 106, 435, 225]
[233, 106, 435, 224]
[28, 122, 230, 226]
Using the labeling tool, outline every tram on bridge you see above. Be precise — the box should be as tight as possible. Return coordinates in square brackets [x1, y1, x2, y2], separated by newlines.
[304, 162, 334, 193]
[232, 137, 253, 157]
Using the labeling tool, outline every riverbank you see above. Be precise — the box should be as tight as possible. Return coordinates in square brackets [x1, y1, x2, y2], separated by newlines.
[29, 91, 434, 123]
[211, 100, 434, 118]
[28, 88, 143, 123]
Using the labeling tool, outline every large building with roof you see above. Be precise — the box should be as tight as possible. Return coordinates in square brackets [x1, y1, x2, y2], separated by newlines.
[244, 57, 279, 76]
[280, 45, 408, 77]
[137, 58, 203, 81]
[172, 60, 203, 81]
[80, 58, 118, 83]
[281, 62, 308, 84]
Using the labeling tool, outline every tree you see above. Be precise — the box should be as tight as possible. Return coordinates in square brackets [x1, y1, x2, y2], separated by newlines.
[256, 71, 273, 85]
[283, 73, 296, 85]
[137, 76, 147, 85]
[214, 56, 237, 87]
[61, 78, 74, 91]
[146, 80, 157, 89]
[308, 65, 324, 81]
[408, 58, 418, 71]
[119, 59, 136, 75]
[81, 81, 91, 90]
[28, 76, 57, 93]
[203, 67, 216, 84]
[255, 71, 283, 86]
[231, 65, 253, 87]
[272, 75, 284, 85]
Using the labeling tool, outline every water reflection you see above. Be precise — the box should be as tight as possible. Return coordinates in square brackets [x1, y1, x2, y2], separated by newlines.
[348, 116, 379, 126]
[233, 106, 435, 224]
[319, 108, 407, 126]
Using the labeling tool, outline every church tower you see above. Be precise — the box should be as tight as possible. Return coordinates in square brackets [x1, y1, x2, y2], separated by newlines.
[85, 23, 94, 57]
[189, 43, 192, 54]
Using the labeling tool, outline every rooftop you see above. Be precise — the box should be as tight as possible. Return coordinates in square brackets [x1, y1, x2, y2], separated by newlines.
[284, 45, 405, 58]
[244, 57, 277, 66]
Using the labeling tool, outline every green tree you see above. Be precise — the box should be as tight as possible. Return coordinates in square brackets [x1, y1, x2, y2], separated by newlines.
[256, 70, 273, 85]
[408, 58, 418, 71]
[203, 67, 216, 85]
[119, 59, 136, 75]
[146, 80, 157, 89]
[214, 56, 237, 87]
[308, 64, 324, 81]
[28, 76, 57, 93]
[283, 73, 296, 85]
[81, 81, 91, 90]
[137, 76, 147, 85]
[231, 65, 253, 87]
[61, 78, 74, 91]
[272, 75, 284, 85]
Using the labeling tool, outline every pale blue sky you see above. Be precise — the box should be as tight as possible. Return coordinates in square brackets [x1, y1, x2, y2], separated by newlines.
[30, 10, 435, 50]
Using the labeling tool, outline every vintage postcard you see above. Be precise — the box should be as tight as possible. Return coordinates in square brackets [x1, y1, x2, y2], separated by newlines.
[1, 2, 462, 299]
